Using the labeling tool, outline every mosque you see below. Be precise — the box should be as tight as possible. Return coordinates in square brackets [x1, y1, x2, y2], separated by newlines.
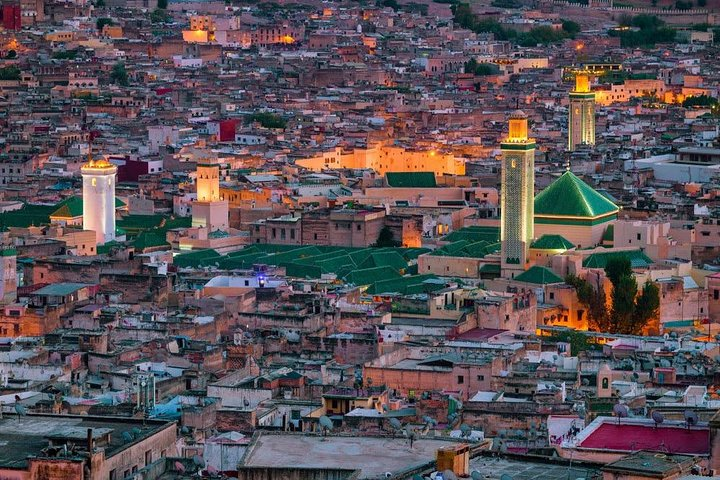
[500, 74, 617, 280]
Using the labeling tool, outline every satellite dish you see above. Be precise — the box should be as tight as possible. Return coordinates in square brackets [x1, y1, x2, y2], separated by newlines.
[14, 403, 26, 416]
[581, 378, 589, 386]
[613, 404, 628, 424]
[389, 418, 402, 430]
[684, 410, 698, 428]
[442, 470, 457, 480]
[471, 472, 482, 480]
[121, 431, 133, 442]
[500, 474, 513, 480]
[192, 455, 205, 468]
[319, 415, 334, 433]
[632, 372, 639, 380]
[651, 411, 664, 427]
[460, 424, 471, 437]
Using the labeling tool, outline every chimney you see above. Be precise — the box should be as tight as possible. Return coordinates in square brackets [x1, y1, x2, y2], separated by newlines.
[87, 428, 93, 452]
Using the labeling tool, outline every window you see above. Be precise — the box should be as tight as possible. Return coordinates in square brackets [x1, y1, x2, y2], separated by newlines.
[457, 375, 464, 384]
[314, 233, 317, 240]
[477, 375, 484, 381]
[356, 224, 361, 231]
[636, 233, 641, 240]
[272, 228, 276, 239]
[549, 292, 554, 300]
[290, 229, 295, 240]
[145, 450, 152, 466]
[715, 289, 719, 300]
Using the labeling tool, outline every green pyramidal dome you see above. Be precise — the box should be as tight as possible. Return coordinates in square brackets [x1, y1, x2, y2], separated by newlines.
[534, 171, 618, 219]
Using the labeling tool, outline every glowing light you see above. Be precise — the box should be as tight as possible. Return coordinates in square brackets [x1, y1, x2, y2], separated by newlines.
[575, 43, 584, 51]
[280, 35, 295, 44]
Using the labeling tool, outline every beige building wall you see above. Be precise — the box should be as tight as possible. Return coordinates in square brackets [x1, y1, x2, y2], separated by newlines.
[296, 146, 465, 176]
[534, 222, 609, 249]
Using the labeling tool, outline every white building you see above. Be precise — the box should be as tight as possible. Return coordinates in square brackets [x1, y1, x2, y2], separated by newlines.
[81, 157, 117, 245]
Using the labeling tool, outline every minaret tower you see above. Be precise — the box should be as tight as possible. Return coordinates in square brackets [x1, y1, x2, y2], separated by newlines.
[500, 110, 535, 279]
[192, 163, 229, 231]
[568, 73, 595, 151]
[81, 152, 117, 245]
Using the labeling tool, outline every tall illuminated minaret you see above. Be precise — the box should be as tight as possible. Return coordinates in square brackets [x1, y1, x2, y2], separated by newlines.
[82, 153, 117, 245]
[192, 163, 229, 231]
[568, 73, 595, 151]
[500, 110, 535, 280]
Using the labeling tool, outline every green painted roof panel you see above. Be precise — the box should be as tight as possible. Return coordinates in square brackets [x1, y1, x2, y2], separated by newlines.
[534, 171, 619, 218]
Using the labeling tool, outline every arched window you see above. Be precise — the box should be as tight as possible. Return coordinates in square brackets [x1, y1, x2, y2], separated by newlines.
[601, 378, 609, 389]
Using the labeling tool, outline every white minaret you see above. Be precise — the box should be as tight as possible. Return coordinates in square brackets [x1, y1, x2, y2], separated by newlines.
[192, 163, 228, 232]
[82, 155, 117, 245]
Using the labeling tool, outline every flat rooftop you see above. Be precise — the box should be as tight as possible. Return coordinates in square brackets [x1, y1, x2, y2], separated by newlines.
[242, 433, 457, 478]
[577, 419, 709, 455]
[0, 414, 173, 469]
[469, 456, 598, 480]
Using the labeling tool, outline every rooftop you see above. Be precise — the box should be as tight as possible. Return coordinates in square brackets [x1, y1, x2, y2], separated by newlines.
[534, 171, 619, 219]
[0, 414, 173, 469]
[574, 417, 709, 455]
[241, 433, 461, 479]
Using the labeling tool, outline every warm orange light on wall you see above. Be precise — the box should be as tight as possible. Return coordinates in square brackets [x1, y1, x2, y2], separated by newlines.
[507, 111, 529, 142]
[280, 35, 295, 44]
[574, 73, 590, 93]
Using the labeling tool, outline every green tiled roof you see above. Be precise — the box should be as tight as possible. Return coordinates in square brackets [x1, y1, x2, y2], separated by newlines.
[343, 266, 402, 286]
[534, 171, 619, 219]
[385, 172, 437, 188]
[50, 196, 126, 219]
[442, 226, 500, 244]
[366, 274, 443, 295]
[133, 230, 170, 251]
[530, 234, 575, 250]
[0, 203, 56, 228]
[174, 249, 222, 268]
[582, 249, 654, 269]
[430, 240, 500, 259]
[514, 266, 564, 285]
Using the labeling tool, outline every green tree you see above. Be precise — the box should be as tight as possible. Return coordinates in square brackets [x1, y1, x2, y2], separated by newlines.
[552, 330, 595, 356]
[96, 17, 113, 31]
[157, 0, 168, 8]
[248, 112, 287, 129]
[610, 271, 638, 333]
[562, 20, 581, 37]
[464, 58, 499, 75]
[95, 0, 105, 6]
[683, 94, 718, 108]
[566, 274, 610, 332]
[675, 0, 693, 9]
[6, 50, 16, 59]
[634, 281, 660, 328]
[374, 226, 401, 247]
[0, 66, 20, 80]
[110, 62, 129, 86]
[150, 8, 171, 23]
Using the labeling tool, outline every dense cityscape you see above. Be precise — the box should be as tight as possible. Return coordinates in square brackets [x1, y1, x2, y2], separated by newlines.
[0, 0, 719, 478]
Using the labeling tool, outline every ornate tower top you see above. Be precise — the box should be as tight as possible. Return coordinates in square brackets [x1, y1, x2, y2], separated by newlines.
[573, 73, 591, 94]
[504, 110, 534, 145]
